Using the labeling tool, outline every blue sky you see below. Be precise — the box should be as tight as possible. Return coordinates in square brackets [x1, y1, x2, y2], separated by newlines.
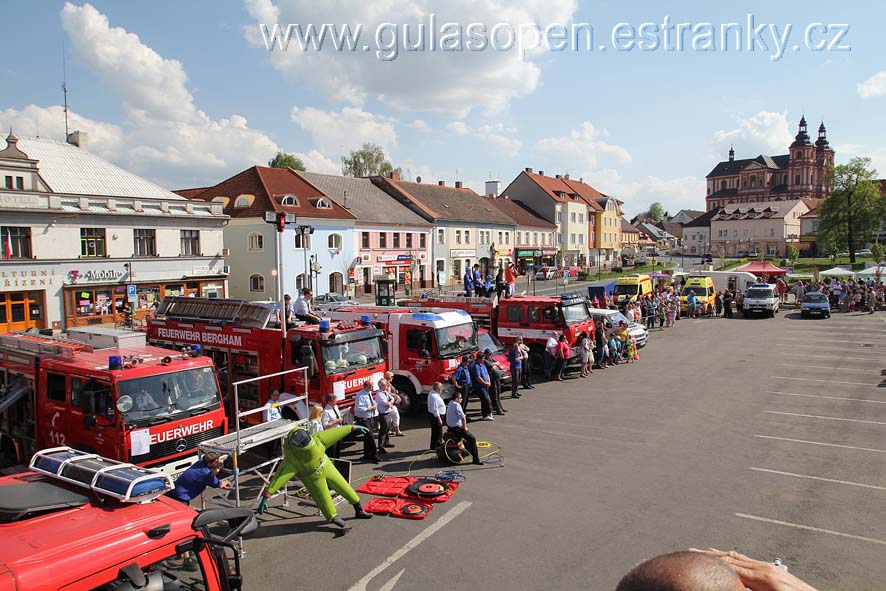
[2, 1, 884, 217]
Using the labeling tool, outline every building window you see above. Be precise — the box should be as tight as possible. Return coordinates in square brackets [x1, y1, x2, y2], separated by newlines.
[249, 274, 265, 292]
[420, 233, 427, 248]
[3, 176, 11, 189]
[455, 230, 462, 245]
[570, 212, 576, 222]
[133, 229, 157, 257]
[497, 232, 503, 244]
[281, 194, 298, 206]
[234, 195, 252, 208]
[579, 233, 584, 244]
[80, 228, 107, 257]
[247, 232, 264, 251]
[504, 232, 510, 245]
[180, 230, 200, 256]
[379, 232, 388, 248]
[1, 226, 32, 259]
[328, 233, 343, 250]
[770, 228, 775, 237]
[557, 212, 563, 223]
[405, 233, 413, 248]
[361, 232, 370, 248]
[316, 198, 333, 209]
[294, 232, 311, 250]
[464, 230, 471, 244]
[557, 233, 563, 245]
[437, 229, 445, 244]
[296, 274, 306, 290]
[15, 177, 24, 190]
[393, 233, 400, 248]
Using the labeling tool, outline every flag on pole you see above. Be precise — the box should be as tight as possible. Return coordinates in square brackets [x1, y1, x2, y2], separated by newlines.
[4, 231, 13, 260]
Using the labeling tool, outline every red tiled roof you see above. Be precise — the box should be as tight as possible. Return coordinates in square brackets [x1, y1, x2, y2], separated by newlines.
[518, 171, 606, 211]
[374, 177, 514, 225]
[484, 197, 557, 229]
[174, 187, 211, 200]
[178, 166, 355, 220]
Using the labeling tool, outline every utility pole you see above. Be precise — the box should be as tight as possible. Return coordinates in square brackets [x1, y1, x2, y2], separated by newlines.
[265, 212, 296, 331]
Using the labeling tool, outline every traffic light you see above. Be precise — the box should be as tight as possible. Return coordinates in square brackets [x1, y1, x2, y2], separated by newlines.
[276, 212, 286, 233]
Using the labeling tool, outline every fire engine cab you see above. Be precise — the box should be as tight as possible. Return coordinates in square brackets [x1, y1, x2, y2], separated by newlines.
[322, 307, 479, 410]
[402, 293, 595, 373]
[0, 447, 255, 591]
[147, 297, 386, 418]
[0, 332, 227, 475]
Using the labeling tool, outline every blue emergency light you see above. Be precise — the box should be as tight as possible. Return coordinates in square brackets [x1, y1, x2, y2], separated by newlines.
[360, 315, 372, 325]
[411, 313, 443, 322]
[319, 319, 331, 332]
[108, 355, 123, 370]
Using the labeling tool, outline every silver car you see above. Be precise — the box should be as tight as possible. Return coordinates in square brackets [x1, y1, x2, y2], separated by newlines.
[588, 308, 649, 348]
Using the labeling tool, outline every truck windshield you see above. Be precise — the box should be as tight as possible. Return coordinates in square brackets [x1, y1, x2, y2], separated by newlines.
[612, 284, 639, 296]
[746, 288, 773, 299]
[683, 287, 707, 297]
[478, 330, 504, 354]
[436, 322, 478, 358]
[561, 302, 590, 324]
[321, 336, 384, 375]
[117, 366, 220, 425]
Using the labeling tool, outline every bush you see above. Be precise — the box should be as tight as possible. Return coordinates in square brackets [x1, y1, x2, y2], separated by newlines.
[612, 266, 624, 273]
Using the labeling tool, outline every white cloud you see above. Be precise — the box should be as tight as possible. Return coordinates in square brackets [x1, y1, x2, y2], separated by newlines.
[294, 149, 340, 174]
[857, 71, 886, 98]
[0, 104, 125, 160]
[535, 121, 632, 170]
[290, 105, 397, 155]
[243, 0, 578, 117]
[408, 119, 430, 132]
[445, 122, 470, 136]
[55, 2, 283, 188]
[587, 169, 705, 218]
[711, 110, 794, 157]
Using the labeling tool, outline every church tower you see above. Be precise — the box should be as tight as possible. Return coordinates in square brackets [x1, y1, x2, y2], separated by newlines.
[813, 122, 834, 199]
[788, 116, 813, 199]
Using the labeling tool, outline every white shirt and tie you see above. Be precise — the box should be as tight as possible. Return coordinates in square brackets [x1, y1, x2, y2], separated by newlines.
[354, 389, 377, 420]
[427, 389, 446, 417]
[262, 399, 282, 422]
[322, 403, 344, 430]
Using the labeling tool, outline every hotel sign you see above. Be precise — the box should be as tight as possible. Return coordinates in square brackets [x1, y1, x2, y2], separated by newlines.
[0, 194, 43, 209]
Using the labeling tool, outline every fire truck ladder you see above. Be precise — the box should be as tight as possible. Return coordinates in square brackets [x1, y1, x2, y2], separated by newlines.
[0, 331, 87, 357]
[30, 446, 173, 503]
[155, 296, 275, 329]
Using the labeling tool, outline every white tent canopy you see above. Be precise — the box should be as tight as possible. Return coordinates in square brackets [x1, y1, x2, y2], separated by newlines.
[819, 267, 856, 277]
[857, 266, 885, 277]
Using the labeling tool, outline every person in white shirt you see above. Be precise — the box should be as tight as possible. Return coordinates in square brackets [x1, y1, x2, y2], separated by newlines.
[308, 403, 324, 434]
[384, 371, 404, 437]
[294, 288, 321, 324]
[353, 381, 381, 463]
[374, 379, 395, 450]
[625, 304, 636, 323]
[426, 381, 446, 451]
[445, 390, 483, 465]
[321, 393, 345, 458]
[262, 389, 282, 422]
[544, 332, 559, 379]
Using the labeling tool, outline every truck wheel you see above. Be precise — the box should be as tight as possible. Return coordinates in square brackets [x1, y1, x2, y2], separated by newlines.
[392, 378, 417, 416]
[527, 345, 546, 375]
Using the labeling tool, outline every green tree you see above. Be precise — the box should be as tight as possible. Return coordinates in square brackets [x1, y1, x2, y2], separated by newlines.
[818, 157, 881, 264]
[268, 152, 305, 170]
[341, 143, 398, 177]
[871, 243, 885, 285]
[787, 245, 799, 267]
[638, 202, 665, 222]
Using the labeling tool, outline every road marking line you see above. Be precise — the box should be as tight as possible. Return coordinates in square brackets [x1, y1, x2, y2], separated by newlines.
[771, 376, 876, 386]
[777, 344, 879, 353]
[378, 569, 406, 591]
[776, 364, 883, 373]
[779, 337, 884, 344]
[765, 410, 886, 425]
[780, 353, 876, 361]
[754, 434, 886, 453]
[748, 467, 886, 491]
[348, 501, 471, 591]
[768, 391, 886, 404]
[734, 513, 886, 546]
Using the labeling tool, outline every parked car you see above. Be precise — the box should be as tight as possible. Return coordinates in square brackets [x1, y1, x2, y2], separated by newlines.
[854, 249, 872, 257]
[314, 293, 358, 310]
[563, 267, 579, 277]
[800, 291, 831, 319]
[700, 253, 713, 263]
[534, 267, 559, 280]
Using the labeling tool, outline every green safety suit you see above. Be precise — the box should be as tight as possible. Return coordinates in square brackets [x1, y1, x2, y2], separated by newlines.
[266, 425, 360, 521]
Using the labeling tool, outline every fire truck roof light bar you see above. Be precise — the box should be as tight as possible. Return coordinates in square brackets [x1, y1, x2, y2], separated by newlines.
[29, 447, 173, 503]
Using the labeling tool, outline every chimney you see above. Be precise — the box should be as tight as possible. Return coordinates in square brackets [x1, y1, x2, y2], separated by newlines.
[438, 180, 445, 187]
[455, 181, 463, 189]
[66, 130, 88, 149]
[485, 180, 501, 198]
[389, 170, 401, 181]
[524, 167, 533, 173]
[579, 177, 583, 183]
[538, 170, 544, 176]
[564, 173, 570, 180]
[555, 174, 561, 179]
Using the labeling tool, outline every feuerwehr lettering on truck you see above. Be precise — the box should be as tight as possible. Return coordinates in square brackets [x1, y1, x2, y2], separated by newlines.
[149, 419, 215, 444]
[155, 327, 242, 347]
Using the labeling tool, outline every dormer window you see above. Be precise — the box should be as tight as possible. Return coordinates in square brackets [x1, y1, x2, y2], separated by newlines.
[234, 194, 254, 208]
[316, 198, 332, 209]
[280, 194, 298, 206]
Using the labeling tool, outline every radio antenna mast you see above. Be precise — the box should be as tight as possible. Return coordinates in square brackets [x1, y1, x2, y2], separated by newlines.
[62, 41, 69, 137]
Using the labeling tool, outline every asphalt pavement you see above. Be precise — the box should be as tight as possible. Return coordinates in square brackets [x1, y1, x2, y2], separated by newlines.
[241, 305, 886, 591]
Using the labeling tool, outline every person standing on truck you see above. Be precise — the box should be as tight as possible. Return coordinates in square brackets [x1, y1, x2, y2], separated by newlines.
[544, 332, 559, 379]
[507, 340, 523, 399]
[463, 268, 473, 297]
[427, 381, 446, 451]
[495, 267, 506, 300]
[472, 264, 484, 297]
[167, 452, 232, 504]
[505, 262, 517, 298]
[471, 352, 494, 421]
[353, 381, 382, 463]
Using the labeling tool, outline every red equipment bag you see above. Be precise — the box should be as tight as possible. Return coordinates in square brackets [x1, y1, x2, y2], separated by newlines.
[400, 479, 460, 504]
[390, 500, 433, 520]
[356, 476, 418, 497]
[363, 497, 400, 515]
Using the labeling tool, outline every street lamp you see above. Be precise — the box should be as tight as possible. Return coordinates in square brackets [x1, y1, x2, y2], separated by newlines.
[264, 211, 297, 331]
[294, 225, 315, 291]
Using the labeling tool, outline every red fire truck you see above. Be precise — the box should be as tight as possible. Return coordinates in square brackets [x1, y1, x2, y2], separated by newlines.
[322, 306, 482, 410]
[0, 332, 227, 475]
[0, 446, 254, 591]
[402, 293, 595, 373]
[146, 297, 386, 418]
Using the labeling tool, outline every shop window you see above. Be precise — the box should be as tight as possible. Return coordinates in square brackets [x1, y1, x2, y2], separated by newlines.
[1, 226, 32, 259]
[180, 230, 200, 256]
[328, 233, 343, 250]
[133, 228, 156, 257]
[80, 227, 107, 257]
[249, 274, 265, 292]
[247, 232, 264, 251]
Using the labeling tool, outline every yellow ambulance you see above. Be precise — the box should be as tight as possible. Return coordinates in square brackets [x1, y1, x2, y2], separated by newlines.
[612, 274, 653, 306]
[679, 275, 716, 315]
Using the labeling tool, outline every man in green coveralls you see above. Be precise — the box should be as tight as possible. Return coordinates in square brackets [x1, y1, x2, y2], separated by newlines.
[257, 425, 372, 534]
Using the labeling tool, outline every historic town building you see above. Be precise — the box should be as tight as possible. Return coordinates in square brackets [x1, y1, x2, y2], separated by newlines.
[709, 199, 815, 258]
[705, 117, 834, 211]
[0, 132, 228, 333]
